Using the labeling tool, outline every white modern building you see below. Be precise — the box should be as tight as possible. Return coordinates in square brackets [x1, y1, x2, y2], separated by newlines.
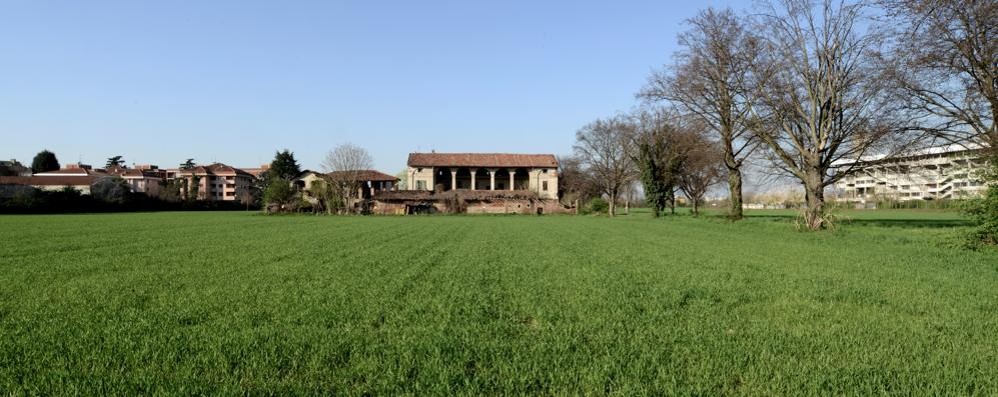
[834, 145, 990, 202]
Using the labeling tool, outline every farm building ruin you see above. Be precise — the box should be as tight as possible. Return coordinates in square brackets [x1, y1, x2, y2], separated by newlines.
[372, 152, 567, 214]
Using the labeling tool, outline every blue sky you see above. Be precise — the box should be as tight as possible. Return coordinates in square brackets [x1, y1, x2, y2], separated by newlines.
[1, 0, 747, 174]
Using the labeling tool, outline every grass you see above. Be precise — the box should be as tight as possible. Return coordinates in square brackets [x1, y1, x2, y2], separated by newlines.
[0, 210, 996, 395]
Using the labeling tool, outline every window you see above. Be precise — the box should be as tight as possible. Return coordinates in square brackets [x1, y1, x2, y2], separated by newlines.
[416, 180, 426, 190]
[542, 181, 548, 191]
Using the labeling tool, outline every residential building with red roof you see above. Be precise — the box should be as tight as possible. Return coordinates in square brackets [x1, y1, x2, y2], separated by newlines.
[167, 163, 257, 201]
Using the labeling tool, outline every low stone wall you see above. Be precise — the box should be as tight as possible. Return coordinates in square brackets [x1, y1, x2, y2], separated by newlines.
[371, 197, 568, 215]
[465, 198, 568, 214]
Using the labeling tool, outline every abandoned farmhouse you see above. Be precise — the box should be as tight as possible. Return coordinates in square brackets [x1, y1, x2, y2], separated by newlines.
[373, 153, 563, 214]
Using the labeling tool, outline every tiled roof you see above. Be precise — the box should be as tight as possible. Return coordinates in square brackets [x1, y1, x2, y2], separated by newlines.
[34, 168, 106, 176]
[327, 170, 399, 182]
[241, 168, 269, 178]
[407, 153, 558, 168]
[173, 163, 255, 177]
[0, 175, 104, 186]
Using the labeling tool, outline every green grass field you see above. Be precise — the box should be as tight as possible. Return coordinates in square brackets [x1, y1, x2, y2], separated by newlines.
[1, 210, 996, 395]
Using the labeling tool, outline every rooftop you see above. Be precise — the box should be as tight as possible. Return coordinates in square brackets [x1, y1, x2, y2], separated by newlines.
[407, 153, 558, 169]
[327, 170, 399, 182]
[0, 175, 105, 186]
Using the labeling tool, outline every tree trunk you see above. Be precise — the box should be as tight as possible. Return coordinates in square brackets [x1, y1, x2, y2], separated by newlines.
[608, 189, 617, 217]
[803, 170, 825, 230]
[728, 168, 744, 220]
[692, 198, 699, 215]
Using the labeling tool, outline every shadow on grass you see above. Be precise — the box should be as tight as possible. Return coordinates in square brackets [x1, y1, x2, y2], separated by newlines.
[842, 218, 973, 228]
[743, 213, 973, 228]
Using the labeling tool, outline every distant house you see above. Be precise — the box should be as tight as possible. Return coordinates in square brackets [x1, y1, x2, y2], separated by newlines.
[1, 163, 109, 194]
[106, 165, 167, 197]
[166, 163, 256, 201]
[0, 159, 30, 176]
[295, 169, 399, 212]
[0, 175, 106, 195]
[329, 170, 399, 199]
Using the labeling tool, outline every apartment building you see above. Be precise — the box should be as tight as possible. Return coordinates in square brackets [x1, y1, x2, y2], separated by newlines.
[834, 146, 990, 202]
[167, 163, 256, 201]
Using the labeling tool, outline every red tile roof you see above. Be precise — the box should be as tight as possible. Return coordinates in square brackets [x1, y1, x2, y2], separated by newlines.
[407, 153, 558, 168]
[172, 163, 255, 177]
[327, 170, 399, 182]
[240, 168, 269, 178]
[34, 168, 106, 176]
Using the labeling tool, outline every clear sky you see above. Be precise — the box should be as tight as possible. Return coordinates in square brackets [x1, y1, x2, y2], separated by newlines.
[2, 0, 748, 174]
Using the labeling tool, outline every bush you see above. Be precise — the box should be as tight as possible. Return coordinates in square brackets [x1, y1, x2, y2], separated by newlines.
[963, 186, 998, 247]
[581, 197, 609, 215]
[91, 177, 132, 204]
[263, 180, 296, 210]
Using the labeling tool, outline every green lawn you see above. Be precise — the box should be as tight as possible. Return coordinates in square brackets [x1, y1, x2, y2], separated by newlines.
[1, 211, 996, 395]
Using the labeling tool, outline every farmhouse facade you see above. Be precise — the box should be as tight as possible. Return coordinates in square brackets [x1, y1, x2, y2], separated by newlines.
[406, 153, 559, 200]
[368, 152, 564, 215]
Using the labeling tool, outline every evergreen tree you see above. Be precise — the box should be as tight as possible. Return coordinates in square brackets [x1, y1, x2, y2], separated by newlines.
[31, 150, 60, 173]
[268, 149, 301, 181]
[105, 156, 125, 169]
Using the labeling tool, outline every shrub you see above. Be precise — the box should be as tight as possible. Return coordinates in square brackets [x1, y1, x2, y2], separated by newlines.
[91, 177, 132, 204]
[963, 186, 998, 247]
[263, 180, 296, 211]
[582, 197, 609, 215]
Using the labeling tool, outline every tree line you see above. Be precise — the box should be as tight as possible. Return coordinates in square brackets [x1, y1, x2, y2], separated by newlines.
[562, 0, 996, 235]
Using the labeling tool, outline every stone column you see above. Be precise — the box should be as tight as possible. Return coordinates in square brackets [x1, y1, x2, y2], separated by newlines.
[509, 169, 516, 191]
[488, 169, 497, 191]
[470, 169, 478, 190]
[450, 169, 457, 191]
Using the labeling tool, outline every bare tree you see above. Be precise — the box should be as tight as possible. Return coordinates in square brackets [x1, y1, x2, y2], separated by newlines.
[676, 136, 726, 215]
[640, 7, 761, 220]
[556, 154, 600, 209]
[878, 0, 996, 154]
[573, 116, 636, 217]
[748, 0, 908, 230]
[321, 143, 374, 214]
[237, 186, 255, 211]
